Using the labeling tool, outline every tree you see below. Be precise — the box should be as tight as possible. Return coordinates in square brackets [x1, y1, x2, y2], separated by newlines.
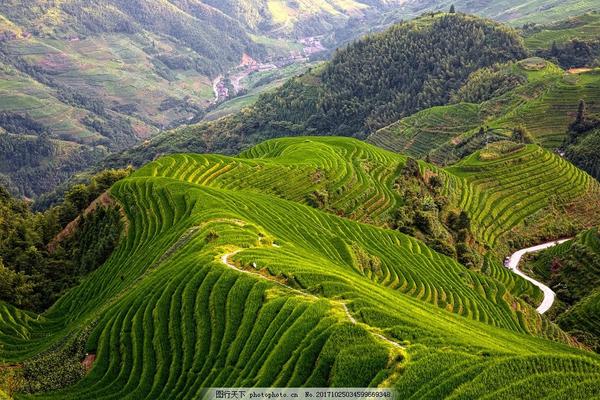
[0, 259, 34, 307]
[449, 4, 456, 13]
[512, 125, 535, 144]
[575, 99, 587, 126]
[456, 211, 471, 230]
[550, 40, 559, 56]
[403, 158, 421, 178]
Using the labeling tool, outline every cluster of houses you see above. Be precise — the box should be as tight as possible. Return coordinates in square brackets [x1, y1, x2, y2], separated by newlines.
[213, 36, 327, 103]
[0, 29, 31, 42]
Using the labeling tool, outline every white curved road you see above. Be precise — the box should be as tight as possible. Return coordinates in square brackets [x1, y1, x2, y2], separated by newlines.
[506, 239, 572, 314]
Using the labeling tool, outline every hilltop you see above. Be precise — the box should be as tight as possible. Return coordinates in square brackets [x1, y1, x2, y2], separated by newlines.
[395, 0, 600, 27]
[2, 137, 600, 398]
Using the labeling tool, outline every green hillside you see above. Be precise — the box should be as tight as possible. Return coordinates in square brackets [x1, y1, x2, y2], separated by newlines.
[402, 0, 600, 26]
[368, 60, 600, 162]
[248, 13, 527, 137]
[131, 137, 600, 254]
[445, 142, 600, 250]
[524, 12, 600, 50]
[2, 137, 600, 398]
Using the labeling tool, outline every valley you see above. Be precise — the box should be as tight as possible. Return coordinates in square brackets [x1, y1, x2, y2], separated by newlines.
[211, 36, 325, 105]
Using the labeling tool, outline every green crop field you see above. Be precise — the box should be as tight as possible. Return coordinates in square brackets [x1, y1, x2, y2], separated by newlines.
[1, 137, 600, 398]
[368, 103, 482, 159]
[368, 61, 600, 159]
[445, 143, 600, 248]
[525, 12, 600, 50]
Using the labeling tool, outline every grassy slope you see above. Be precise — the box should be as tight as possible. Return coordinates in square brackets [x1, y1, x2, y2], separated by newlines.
[413, 0, 600, 26]
[137, 137, 600, 251]
[1, 138, 599, 398]
[368, 61, 600, 158]
[0, 31, 213, 142]
[524, 12, 600, 50]
[0, 138, 600, 398]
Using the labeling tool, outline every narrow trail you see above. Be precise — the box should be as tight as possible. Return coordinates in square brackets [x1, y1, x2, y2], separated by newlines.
[506, 239, 572, 314]
[340, 303, 404, 349]
[220, 249, 317, 300]
[220, 247, 404, 350]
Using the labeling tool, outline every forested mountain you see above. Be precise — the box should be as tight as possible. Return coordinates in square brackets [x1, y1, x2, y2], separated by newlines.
[104, 13, 528, 170]
[260, 14, 526, 136]
[0, 0, 407, 198]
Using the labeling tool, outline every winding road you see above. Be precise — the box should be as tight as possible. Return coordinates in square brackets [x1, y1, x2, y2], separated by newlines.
[506, 239, 572, 314]
[220, 237, 570, 344]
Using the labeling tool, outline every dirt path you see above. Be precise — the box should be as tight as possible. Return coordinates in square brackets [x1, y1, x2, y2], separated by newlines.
[212, 75, 223, 103]
[220, 247, 404, 349]
[507, 239, 572, 314]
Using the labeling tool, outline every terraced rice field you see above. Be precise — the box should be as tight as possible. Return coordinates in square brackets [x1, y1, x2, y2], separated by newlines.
[446, 144, 599, 247]
[0, 32, 216, 143]
[1, 137, 599, 398]
[137, 136, 599, 257]
[367, 104, 482, 159]
[524, 12, 600, 50]
[368, 63, 600, 157]
[504, 69, 600, 147]
[136, 137, 405, 225]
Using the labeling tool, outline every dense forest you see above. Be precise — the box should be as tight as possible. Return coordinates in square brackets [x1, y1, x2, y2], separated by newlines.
[0, 169, 129, 312]
[0, 132, 107, 198]
[250, 13, 528, 137]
